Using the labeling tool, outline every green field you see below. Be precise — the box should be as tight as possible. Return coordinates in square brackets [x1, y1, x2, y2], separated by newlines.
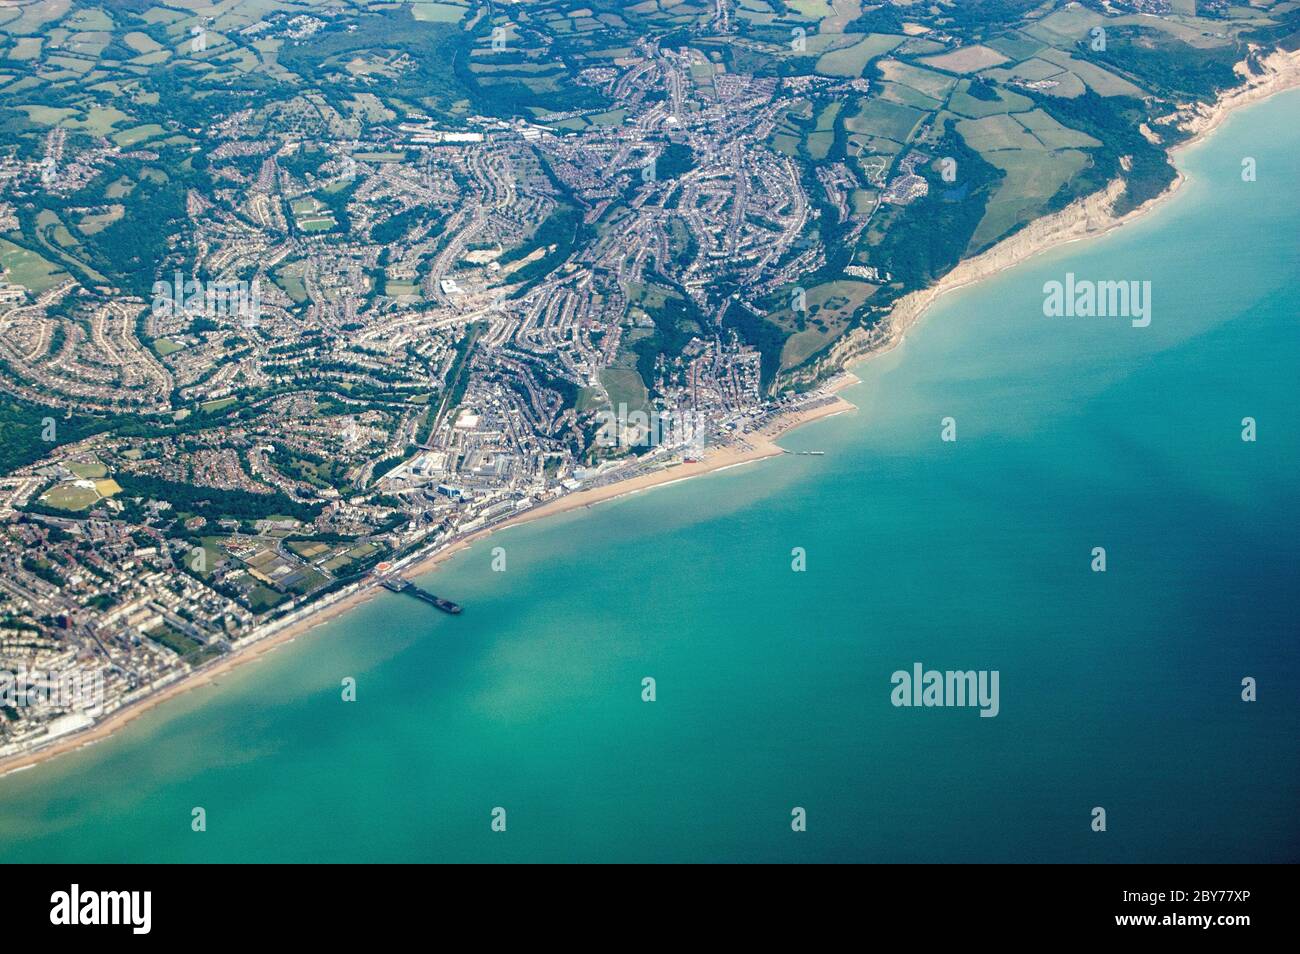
[969, 148, 1089, 252]
[145, 624, 206, 660]
[39, 481, 103, 512]
[292, 196, 337, 232]
[0, 239, 68, 293]
[774, 280, 878, 370]
[947, 79, 1034, 119]
[956, 114, 1045, 153]
[112, 123, 165, 147]
[1015, 109, 1101, 149]
[816, 34, 903, 77]
[846, 98, 926, 146]
[76, 205, 125, 235]
[600, 367, 650, 416]
[1033, 48, 1145, 98]
[877, 60, 957, 101]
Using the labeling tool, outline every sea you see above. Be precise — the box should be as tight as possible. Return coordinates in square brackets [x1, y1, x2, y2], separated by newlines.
[0, 89, 1296, 863]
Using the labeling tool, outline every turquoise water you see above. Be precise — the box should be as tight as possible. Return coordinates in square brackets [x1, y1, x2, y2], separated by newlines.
[1, 91, 1297, 863]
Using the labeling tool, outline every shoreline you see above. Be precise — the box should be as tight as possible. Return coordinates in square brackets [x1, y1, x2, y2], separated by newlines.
[809, 46, 1300, 380]
[0, 379, 857, 778]
[3, 50, 1298, 781]
[0, 583, 386, 779]
[394, 374, 860, 581]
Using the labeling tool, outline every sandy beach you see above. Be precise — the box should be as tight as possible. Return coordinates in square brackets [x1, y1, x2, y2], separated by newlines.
[4, 47, 1298, 780]
[0, 378, 857, 778]
[0, 582, 386, 778]
[394, 374, 860, 580]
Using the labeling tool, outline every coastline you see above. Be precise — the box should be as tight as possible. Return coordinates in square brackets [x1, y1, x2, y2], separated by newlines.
[3, 49, 1298, 781]
[810, 46, 1300, 379]
[0, 583, 385, 779]
[394, 375, 860, 581]
[0, 379, 857, 778]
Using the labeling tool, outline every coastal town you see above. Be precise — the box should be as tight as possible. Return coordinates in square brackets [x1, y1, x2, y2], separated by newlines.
[2, 0, 1298, 764]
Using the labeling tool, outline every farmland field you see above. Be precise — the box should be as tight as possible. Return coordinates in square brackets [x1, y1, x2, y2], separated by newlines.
[969, 148, 1089, 251]
[845, 98, 926, 146]
[816, 33, 903, 77]
[920, 45, 1010, 73]
[0, 239, 68, 293]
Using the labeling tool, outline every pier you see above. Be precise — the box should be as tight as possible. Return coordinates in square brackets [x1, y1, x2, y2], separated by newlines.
[380, 577, 462, 615]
